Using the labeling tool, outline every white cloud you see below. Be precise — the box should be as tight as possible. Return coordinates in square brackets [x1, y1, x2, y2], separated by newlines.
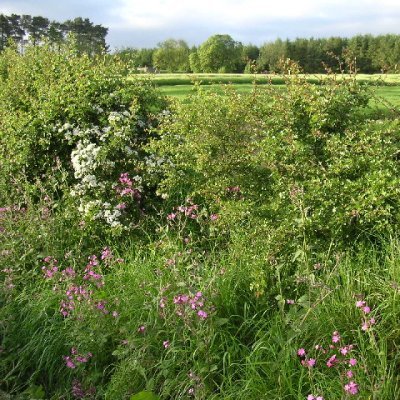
[3, 0, 400, 47]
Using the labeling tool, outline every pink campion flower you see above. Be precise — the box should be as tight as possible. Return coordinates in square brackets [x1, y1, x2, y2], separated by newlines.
[369, 317, 376, 325]
[101, 247, 112, 260]
[64, 356, 76, 369]
[167, 213, 176, 220]
[327, 354, 337, 368]
[116, 202, 127, 210]
[297, 348, 306, 357]
[340, 346, 350, 355]
[356, 300, 366, 308]
[349, 358, 357, 366]
[346, 370, 354, 378]
[332, 331, 341, 343]
[286, 299, 295, 305]
[306, 358, 316, 367]
[361, 321, 369, 331]
[163, 340, 170, 349]
[344, 381, 359, 395]
[363, 306, 371, 314]
[62, 267, 76, 278]
[138, 325, 146, 333]
[197, 310, 208, 319]
[210, 214, 218, 221]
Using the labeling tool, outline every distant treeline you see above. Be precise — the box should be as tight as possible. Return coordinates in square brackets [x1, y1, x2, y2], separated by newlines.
[0, 13, 108, 55]
[117, 34, 400, 74]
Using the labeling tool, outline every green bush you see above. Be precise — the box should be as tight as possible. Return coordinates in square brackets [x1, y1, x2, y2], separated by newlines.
[0, 42, 165, 205]
[149, 63, 399, 262]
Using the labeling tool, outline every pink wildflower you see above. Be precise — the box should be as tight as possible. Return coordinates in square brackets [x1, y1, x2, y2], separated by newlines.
[307, 358, 316, 367]
[356, 300, 366, 308]
[362, 306, 371, 314]
[286, 299, 295, 304]
[349, 358, 357, 366]
[346, 370, 354, 378]
[138, 325, 146, 333]
[332, 331, 341, 343]
[163, 340, 170, 349]
[64, 356, 76, 369]
[344, 381, 359, 395]
[116, 202, 127, 210]
[297, 348, 306, 357]
[197, 310, 208, 319]
[327, 354, 337, 368]
[210, 214, 218, 221]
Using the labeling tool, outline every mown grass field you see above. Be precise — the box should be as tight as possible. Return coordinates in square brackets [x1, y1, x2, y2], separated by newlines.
[137, 73, 400, 113]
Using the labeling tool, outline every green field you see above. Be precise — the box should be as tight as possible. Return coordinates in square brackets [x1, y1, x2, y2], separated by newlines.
[138, 72, 400, 86]
[135, 73, 400, 112]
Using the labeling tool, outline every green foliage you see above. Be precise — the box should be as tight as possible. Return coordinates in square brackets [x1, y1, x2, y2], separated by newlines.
[149, 61, 400, 259]
[197, 34, 243, 73]
[130, 391, 160, 400]
[153, 39, 190, 72]
[1, 46, 399, 400]
[0, 41, 165, 205]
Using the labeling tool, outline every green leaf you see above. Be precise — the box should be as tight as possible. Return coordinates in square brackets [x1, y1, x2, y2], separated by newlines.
[130, 391, 160, 400]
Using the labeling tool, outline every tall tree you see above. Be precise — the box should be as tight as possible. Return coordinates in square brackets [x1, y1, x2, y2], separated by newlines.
[0, 14, 12, 51]
[153, 39, 190, 72]
[27, 16, 50, 45]
[198, 34, 243, 73]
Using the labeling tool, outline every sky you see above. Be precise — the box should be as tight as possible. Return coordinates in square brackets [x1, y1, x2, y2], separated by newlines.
[2, 0, 400, 50]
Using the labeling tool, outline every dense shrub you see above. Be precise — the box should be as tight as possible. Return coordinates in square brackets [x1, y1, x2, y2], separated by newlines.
[0, 42, 165, 204]
[149, 64, 399, 261]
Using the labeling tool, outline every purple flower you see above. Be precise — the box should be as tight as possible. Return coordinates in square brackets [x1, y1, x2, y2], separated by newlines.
[332, 331, 341, 343]
[306, 358, 316, 367]
[346, 370, 354, 378]
[344, 381, 359, 395]
[327, 354, 337, 368]
[197, 310, 208, 319]
[356, 300, 366, 308]
[297, 348, 306, 357]
[64, 356, 76, 369]
[349, 358, 357, 366]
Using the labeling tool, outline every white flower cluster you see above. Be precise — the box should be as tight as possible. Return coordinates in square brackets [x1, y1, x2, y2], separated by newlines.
[67, 110, 144, 230]
[71, 140, 101, 179]
[77, 200, 123, 229]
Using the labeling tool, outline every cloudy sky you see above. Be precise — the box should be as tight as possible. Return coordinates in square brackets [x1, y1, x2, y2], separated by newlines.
[2, 0, 400, 50]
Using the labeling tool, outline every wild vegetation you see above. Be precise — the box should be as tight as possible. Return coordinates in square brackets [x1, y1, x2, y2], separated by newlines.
[0, 42, 399, 400]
